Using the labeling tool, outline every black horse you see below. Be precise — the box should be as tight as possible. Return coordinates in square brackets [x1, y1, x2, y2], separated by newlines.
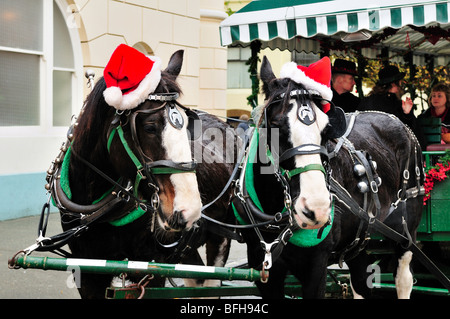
[234, 56, 424, 299]
[50, 50, 237, 298]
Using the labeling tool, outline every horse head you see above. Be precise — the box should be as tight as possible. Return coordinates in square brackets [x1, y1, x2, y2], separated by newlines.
[73, 46, 202, 232]
[259, 56, 346, 230]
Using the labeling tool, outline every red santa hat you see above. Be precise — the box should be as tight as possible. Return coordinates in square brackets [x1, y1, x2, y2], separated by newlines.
[280, 57, 332, 113]
[103, 44, 162, 110]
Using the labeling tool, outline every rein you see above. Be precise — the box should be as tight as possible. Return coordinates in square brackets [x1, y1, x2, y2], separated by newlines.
[232, 125, 333, 270]
[104, 93, 198, 229]
[230, 88, 336, 270]
[31, 92, 199, 256]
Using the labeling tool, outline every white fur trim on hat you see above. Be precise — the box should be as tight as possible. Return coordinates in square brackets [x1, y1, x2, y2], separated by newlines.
[280, 62, 333, 102]
[103, 56, 162, 111]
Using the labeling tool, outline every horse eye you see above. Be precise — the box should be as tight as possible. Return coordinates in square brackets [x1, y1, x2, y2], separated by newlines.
[144, 124, 157, 134]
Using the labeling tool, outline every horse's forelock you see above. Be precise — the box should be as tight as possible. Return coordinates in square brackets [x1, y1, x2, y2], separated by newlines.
[155, 70, 182, 95]
[263, 80, 309, 125]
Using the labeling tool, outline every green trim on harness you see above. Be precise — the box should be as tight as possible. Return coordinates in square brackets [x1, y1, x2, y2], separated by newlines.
[57, 146, 147, 227]
[60, 147, 73, 200]
[239, 129, 334, 248]
[106, 123, 196, 227]
[285, 164, 326, 179]
[245, 129, 264, 211]
[107, 125, 149, 226]
[108, 206, 147, 227]
[59, 147, 116, 204]
[108, 125, 145, 198]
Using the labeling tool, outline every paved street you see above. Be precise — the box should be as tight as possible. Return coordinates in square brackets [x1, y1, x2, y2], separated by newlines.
[0, 213, 248, 299]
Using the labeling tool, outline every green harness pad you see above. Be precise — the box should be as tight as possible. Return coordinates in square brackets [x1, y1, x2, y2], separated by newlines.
[60, 147, 73, 200]
[57, 147, 146, 226]
[235, 129, 334, 248]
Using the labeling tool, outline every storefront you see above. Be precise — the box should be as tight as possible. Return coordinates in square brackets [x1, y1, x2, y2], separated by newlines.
[0, 0, 228, 220]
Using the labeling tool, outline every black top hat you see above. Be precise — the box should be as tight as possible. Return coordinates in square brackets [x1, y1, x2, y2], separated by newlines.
[377, 65, 405, 85]
[332, 59, 358, 76]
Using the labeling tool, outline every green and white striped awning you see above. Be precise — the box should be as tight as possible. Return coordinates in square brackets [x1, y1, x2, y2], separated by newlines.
[220, 0, 450, 64]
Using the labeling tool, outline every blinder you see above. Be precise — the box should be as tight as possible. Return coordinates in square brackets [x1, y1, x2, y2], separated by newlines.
[148, 92, 202, 140]
[297, 101, 316, 126]
[322, 103, 347, 140]
[185, 109, 202, 140]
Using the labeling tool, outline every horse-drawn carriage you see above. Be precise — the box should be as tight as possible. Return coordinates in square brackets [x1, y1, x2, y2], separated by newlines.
[8, 0, 450, 299]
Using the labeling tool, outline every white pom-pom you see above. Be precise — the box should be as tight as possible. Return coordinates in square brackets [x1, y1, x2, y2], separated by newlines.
[103, 86, 123, 109]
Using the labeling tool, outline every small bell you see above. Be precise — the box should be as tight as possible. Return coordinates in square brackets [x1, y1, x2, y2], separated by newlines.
[353, 164, 366, 177]
[357, 181, 369, 193]
[371, 160, 378, 171]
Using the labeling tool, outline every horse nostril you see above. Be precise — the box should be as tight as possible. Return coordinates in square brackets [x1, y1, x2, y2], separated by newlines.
[173, 210, 187, 228]
[301, 207, 315, 221]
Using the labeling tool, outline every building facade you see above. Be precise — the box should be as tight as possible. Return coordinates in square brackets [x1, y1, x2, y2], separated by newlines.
[0, 0, 228, 220]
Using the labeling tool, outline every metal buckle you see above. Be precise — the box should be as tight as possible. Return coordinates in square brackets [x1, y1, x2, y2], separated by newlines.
[260, 240, 279, 270]
[151, 192, 160, 210]
[147, 92, 179, 101]
[23, 231, 51, 255]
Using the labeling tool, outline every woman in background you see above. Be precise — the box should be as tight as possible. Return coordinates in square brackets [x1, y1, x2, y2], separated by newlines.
[419, 82, 450, 143]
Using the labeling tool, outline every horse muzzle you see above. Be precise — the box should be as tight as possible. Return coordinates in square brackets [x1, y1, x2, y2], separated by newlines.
[159, 210, 188, 232]
[293, 196, 331, 229]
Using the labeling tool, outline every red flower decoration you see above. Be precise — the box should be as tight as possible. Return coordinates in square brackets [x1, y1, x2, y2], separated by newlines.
[424, 157, 450, 205]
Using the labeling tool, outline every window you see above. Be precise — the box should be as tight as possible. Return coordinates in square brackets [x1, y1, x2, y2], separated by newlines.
[0, 0, 81, 130]
[53, 2, 75, 126]
[0, 0, 43, 126]
[227, 47, 252, 89]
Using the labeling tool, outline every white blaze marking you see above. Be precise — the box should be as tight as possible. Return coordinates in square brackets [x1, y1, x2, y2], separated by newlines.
[286, 99, 331, 226]
[162, 107, 202, 227]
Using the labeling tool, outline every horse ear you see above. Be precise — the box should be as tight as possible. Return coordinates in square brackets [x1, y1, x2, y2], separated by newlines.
[260, 56, 276, 84]
[260, 56, 276, 97]
[165, 50, 184, 77]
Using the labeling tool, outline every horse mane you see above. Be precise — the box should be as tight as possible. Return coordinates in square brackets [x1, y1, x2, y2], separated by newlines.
[72, 77, 110, 160]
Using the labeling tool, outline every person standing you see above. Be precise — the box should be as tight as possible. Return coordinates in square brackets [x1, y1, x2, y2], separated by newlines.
[331, 59, 360, 113]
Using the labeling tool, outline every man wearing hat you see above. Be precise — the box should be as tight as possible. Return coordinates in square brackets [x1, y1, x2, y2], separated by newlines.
[331, 59, 360, 113]
[358, 64, 412, 118]
[358, 64, 426, 148]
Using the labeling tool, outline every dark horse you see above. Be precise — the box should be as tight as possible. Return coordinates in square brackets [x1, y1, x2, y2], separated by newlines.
[51, 50, 237, 298]
[234, 56, 424, 299]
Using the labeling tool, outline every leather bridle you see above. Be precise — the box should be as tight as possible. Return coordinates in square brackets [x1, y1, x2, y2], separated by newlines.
[105, 92, 199, 226]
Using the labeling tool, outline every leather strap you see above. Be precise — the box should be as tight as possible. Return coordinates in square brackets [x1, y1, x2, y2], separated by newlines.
[330, 176, 450, 292]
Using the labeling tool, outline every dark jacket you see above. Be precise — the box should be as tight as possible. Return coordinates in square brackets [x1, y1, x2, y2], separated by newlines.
[331, 87, 360, 113]
[358, 93, 426, 149]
